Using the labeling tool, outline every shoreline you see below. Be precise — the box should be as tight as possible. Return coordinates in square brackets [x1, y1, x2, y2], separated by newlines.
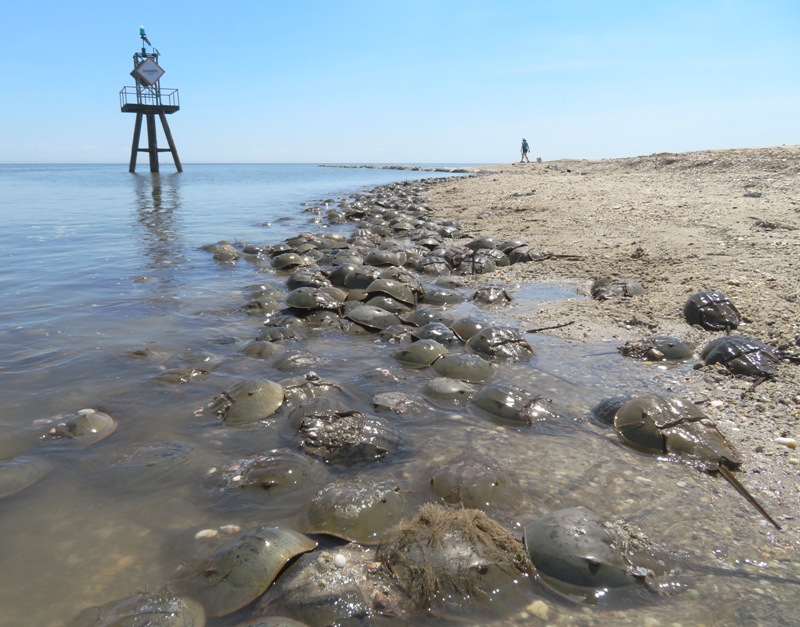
[423, 145, 800, 527]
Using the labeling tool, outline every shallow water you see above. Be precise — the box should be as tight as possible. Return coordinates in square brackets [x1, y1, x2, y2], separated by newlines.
[0, 165, 797, 626]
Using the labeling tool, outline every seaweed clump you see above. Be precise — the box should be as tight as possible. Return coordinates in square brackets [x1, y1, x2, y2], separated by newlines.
[376, 503, 532, 619]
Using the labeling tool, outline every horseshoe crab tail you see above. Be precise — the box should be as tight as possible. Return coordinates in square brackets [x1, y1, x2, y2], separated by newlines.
[718, 463, 782, 531]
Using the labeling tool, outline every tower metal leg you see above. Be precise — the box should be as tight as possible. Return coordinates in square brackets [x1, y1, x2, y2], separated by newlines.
[158, 111, 183, 172]
[145, 113, 160, 173]
[129, 112, 143, 173]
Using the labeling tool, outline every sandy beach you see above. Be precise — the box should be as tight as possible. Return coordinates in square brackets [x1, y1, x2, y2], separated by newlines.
[425, 145, 800, 527]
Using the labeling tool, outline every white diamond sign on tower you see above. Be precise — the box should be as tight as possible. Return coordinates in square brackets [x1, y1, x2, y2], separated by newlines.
[131, 58, 165, 86]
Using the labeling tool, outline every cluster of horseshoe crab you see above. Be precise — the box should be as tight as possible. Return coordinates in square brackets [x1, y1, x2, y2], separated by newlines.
[57, 178, 797, 626]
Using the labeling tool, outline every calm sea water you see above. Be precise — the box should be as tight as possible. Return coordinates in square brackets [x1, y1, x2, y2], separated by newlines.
[0, 164, 796, 626]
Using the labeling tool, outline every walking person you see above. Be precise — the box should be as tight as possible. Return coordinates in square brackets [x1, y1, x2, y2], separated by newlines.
[520, 138, 530, 163]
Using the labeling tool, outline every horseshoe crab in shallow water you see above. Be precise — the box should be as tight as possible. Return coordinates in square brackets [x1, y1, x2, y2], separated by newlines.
[209, 379, 284, 425]
[284, 286, 342, 312]
[393, 339, 448, 368]
[471, 383, 563, 426]
[306, 477, 407, 544]
[432, 353, 497, 383]
[410, 321, 459, 345]
[684, 290, 741, 331]
[365, 278, 418, 308]
[590, 277, 646, 300]
[0, 456, 50, 499]
[255, 544, 408, 626]
[467, 326, 533, 362]
[473, 285, 513, 305]
[280, 373, 343, 406]
[66, 588, 206, 627]
[619, 335, 694, 361]
[175, 526, 317, 618]
[402, 306, 453, 328]
[449, 317, 488, 342]
[218, 448, 328, 499]
[423, 377, 477, 405]
[699, 335, 780, 380]
[429, 451, 515, 510]
[42, 409, 117, 446]
[524, 507, 681, 605]
[376, 503, 533, 620]
[289, 398, 402, 465]
[343, 303, 404, 332]
[598, 394, 781, 529]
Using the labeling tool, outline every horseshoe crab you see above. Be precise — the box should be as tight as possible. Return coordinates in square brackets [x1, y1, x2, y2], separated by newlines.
[467, 326, 534, 362]
[255, 544, 408, 626]
[243, 298, 282, 316]
[365, 278, 418, 308]
[432, 353, 497, 383]
[209, 379, 284, 425]
[280, 373, 343, 406]
[376, 503, 532, 620]
[684, 290, 741, 331]
[466, 236, 501, 251]
[450, 317, 488, 342]
[420, 286, 465, 305]
[371, 391, 428, 415]
[0, 455, 50, 499]
[471, 384, 565, 427]
[218, 448, 327, 497]
[272, 252, 308, 271]
[66, 588, 206, 627]
[473, 285, 512, 305]
[429, 451, 515, 510]
[290, 399, 402, 465]
[393, 339, 448, 368]
[619, 335, 694, 361]
[306, 477, 407, 544]
[284, 286, 342, 312]
[402, 307, 453, 328]
[285, 267, 331, 291]
[205, 241, 238, 262]
[242, 340, 284, 359]
[515, 246, 557, 263]
[410, 321, 458, 345]
[699, 335, 780, 380]
[175, 526, 317, 618]
[423, 377, 477, 405]
[602, 394, 781, 529]
[590, 277, 646, 300]
[343, 303, 404, 332]
[365, 249, 406, 267]
[42, 409, 117, 446]
[455, 252, 496, 275]
[524, 507, 680, 604]
[417, 255, 452, 276]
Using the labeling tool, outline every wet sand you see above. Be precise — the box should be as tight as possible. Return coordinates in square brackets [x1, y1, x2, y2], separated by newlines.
[425, 145, 800, 532]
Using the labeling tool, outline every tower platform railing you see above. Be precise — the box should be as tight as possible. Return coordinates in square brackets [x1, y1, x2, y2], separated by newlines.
[120, 87, 180, 113]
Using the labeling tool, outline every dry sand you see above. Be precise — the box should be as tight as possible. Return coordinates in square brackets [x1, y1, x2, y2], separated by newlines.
[425, 145, 800, 528]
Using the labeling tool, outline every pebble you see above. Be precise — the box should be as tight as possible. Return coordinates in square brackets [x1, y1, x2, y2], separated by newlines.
[195, 529, 218, 539]
[775, 437, 797, 449]
[527, 599, 550, 620]
[219, 524, 241, 534]
[333, 553, 347, 568]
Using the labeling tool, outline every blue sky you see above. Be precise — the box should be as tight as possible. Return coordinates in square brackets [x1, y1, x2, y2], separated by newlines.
[1, 1, 797, 164]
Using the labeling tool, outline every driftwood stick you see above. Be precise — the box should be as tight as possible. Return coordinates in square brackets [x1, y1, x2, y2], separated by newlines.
[526, 320, 575, 334]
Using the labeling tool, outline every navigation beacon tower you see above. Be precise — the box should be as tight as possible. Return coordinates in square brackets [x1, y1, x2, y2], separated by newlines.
[120, 27, 182, 173]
